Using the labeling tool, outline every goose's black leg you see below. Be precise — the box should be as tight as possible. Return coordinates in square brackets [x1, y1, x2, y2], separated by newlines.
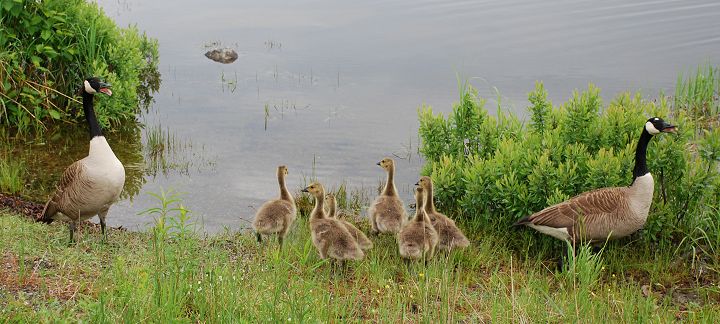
[99, 210, 109, 242]
[68, 221, 77, 245]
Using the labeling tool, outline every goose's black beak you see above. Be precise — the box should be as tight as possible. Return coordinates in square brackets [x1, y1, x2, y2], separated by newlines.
[98, 81, 112, 96]
[661, 122, 677, 133]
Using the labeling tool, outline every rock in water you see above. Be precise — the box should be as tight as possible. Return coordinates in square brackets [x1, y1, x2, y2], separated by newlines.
[204, 48, 238, 64]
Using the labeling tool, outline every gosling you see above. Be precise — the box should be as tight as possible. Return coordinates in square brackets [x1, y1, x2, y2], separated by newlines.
[326, 193, 373, 251]
[303, 182, 364, 263]
[368, 157, 407, 235]
[252, 165, 296, 247]
[416, 176, 470, 251]
[398, 187, 439, 261]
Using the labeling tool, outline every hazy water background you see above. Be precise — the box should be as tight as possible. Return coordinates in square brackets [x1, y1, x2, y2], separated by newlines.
[94, 0, 720, 232]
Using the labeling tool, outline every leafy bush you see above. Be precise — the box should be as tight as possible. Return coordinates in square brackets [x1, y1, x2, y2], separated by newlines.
[0, 0, 159, 134]
[418, 76, 720, 254]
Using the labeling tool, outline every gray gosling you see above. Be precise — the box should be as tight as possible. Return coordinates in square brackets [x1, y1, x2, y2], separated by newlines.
[326, 193, 373, 251]
[417, 176, 470, 251]
[368, 157, 407, 235]
[252, 165, 296, 247]
[514, 117, 677, 245]
[303, 182, 364, 262]
[38, 77, 123, 243]
[398, 187, 439, 261]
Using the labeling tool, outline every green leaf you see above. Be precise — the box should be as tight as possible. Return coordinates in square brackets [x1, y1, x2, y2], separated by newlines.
[30, 55, 41, 67]
[41, 29, 51, 40]
[48, 109, 61, 120]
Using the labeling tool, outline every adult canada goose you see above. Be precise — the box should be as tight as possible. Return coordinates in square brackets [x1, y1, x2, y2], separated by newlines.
[302, 183, 364, 262]
[37, 77, 124, 243]
[398, 187, 439, 261]
[252, 165, 296, 247]
[368, 158, 407, 235]
[326, 193, 373, 251]
[514, 117, 677, 245]
[416, 176, 470, 251]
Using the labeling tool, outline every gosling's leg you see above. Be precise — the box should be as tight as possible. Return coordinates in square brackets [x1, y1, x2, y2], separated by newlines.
[370, 214, 379, 236]
[255, 232, 262, 243]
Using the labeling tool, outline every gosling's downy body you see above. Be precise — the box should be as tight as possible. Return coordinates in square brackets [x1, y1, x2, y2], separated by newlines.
[368, 158, 407, 234]
[38, 77, 124, 243]
[398, 187, 438, 260]
[326, 193, 373, 251]
[303, 183, 364, 261]
[252, 166, 297, 247]
[514, 117, 677, 244]
[417, 176, 470, 251]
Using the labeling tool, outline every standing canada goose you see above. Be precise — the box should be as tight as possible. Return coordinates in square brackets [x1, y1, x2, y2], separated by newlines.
[514, 117, 677, 244]
[325, 193, 373, 251]
[302, 183, 364, 262]
[37, 77, 124, 243]
[398, 187, 439, 261]
[252, 165, 296, 247]
[368, 157, 407, 235]
[416, 176, 470, 251]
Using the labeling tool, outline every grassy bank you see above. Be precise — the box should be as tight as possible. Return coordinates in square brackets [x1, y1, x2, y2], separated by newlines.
[1, 204, 719, 322]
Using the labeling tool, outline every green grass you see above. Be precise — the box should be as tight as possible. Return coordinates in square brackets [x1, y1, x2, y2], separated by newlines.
[2, 202, 719, 322]
[143, 123, 216, 177]
[0, 157, 25, 194]
[675, 65, 720, 128]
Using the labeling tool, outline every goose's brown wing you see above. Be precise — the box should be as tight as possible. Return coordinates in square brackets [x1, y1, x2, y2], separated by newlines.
[38, 161, 86, 223]
[524, 188, 625, 229]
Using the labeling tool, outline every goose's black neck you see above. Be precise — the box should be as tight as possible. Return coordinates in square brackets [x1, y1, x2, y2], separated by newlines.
[632, 129, 653, 181]
[82, 92, 102, 138]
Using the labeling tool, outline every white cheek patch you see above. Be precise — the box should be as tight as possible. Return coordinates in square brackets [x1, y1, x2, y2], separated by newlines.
[645, 121, 660, 135]
[84, 80, 96, 94]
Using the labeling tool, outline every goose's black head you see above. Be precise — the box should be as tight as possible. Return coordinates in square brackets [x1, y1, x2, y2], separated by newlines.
[644, 117, 676, 135]
[82, 77, 112, 96]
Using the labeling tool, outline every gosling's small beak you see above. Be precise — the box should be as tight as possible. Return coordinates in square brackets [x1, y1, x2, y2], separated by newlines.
[661, 122, 677, 133]
[376, 162, 381, 166]
[414, 181, 419, 186]
[301, 187, 309, 193]
[98, 81, 112, 96]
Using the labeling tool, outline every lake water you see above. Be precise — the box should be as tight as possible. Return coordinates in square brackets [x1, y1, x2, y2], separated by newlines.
[65, 0, 720, 231]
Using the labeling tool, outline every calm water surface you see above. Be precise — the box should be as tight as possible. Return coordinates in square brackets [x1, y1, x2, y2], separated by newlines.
[89, 0, 719, 232]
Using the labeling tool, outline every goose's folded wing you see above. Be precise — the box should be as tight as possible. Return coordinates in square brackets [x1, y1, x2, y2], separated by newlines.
[527, 188, 624, 228]
[38, 161, 85, 221]
[49, 161, 87, 205]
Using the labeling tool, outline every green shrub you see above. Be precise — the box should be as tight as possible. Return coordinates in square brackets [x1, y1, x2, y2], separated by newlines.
[0, 0, 159, 134]
[418, 74, 720, 255]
